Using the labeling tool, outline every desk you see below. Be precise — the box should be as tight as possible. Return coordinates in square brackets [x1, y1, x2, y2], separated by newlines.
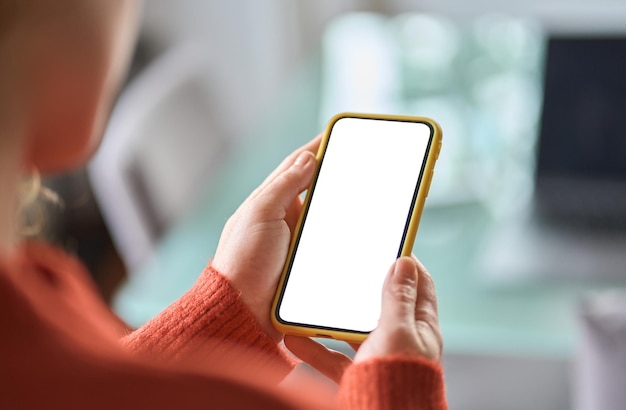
[113, 54, 623, 359]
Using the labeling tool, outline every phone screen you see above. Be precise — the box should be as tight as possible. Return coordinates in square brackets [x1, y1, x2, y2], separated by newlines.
[277, 117, 434, 334]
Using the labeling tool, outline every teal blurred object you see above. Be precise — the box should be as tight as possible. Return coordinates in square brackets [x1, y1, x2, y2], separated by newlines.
[114, 12, 626, 359]
[318, 12, 545, 215]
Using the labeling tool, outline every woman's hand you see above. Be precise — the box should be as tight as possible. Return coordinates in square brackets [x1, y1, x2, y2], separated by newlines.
[284, 335, 354, 384]
[211, 136, 321, 342]
[285, 256, 442, 382]
[354, 256, 442, 363]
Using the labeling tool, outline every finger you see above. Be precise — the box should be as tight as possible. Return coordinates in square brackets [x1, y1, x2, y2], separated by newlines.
[412, 256, 442, 353]
[411, 254, 439, 319]
[284, 195, 304, 233]
[255, 150, 316, 215]
[250, 134, 322, 200]
[266, 134, 322, 182]
[411, 254, 443, 355]
[284, 335, 352, 384]
[379, 257, 419, 330]
[348, 343, 361, 352]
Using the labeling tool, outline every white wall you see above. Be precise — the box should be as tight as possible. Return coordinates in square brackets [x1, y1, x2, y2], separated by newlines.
[139, 0, 391, 141]
[389, 0, 626, 33]
[139, 0, 626, 143]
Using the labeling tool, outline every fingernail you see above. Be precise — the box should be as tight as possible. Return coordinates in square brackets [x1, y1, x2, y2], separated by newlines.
[294, 151, 314, 168]
[395, 257, 417, 284]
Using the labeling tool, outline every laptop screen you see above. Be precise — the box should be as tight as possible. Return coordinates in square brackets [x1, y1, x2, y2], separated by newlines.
[536, 37, 626, 183]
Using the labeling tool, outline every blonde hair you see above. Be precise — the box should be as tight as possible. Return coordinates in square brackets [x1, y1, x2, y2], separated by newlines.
[18, 171, 62, 238]
[2, 0, 62, 239]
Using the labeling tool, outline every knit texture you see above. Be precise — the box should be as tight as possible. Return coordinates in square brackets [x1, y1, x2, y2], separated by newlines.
[339, 355, 447, 410]
[1, 241, 447, 409]
[122, 265, 296, 379]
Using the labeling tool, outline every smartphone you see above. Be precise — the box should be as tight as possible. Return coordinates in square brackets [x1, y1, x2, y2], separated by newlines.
[271, 112, 442, 343]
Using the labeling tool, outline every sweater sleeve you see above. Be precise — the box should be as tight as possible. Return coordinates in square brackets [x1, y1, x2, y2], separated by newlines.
[121, 265, 296, 378]
[338, 355, 447, 410]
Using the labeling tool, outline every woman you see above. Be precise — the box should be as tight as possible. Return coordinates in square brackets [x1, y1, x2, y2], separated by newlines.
[0, 1, 446, 408]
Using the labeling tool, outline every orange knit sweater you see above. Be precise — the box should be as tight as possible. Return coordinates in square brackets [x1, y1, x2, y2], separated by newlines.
[0, 241, 447, 409]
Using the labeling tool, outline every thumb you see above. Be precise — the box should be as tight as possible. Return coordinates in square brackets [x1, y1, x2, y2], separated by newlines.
[379, 256, 419, 329]
[284, 335, 352, 384]
[257, 150, 316, 211]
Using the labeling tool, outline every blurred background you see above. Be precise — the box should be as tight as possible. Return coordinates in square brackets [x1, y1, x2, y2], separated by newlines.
[44, 1, 626, 409]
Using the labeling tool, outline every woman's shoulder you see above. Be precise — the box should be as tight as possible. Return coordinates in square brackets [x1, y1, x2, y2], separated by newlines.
[0, 240, 101, 310]
[0, 240, 92, 285]
[0, 240, 129, 344]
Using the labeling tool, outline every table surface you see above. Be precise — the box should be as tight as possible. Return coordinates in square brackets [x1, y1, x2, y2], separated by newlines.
[113, 54, 626, 359]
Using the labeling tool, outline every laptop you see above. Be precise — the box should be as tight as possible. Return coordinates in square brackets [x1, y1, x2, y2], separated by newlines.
[480, 36, 626, 284]
[535, 36, 626, 232]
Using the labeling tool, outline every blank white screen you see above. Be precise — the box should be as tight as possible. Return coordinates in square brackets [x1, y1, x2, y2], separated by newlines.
[278, 117, 432, 333]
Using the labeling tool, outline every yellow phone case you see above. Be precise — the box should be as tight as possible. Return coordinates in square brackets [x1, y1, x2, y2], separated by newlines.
[271, 112, 442, 343]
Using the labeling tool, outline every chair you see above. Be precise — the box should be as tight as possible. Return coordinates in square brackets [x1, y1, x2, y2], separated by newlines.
[88, 43, 228, 275]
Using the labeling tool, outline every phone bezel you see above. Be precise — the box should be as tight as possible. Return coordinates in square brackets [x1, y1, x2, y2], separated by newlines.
[271, 112, 442, 343]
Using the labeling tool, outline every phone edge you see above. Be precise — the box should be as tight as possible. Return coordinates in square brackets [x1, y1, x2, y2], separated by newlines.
[270, 112, 443, 344]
